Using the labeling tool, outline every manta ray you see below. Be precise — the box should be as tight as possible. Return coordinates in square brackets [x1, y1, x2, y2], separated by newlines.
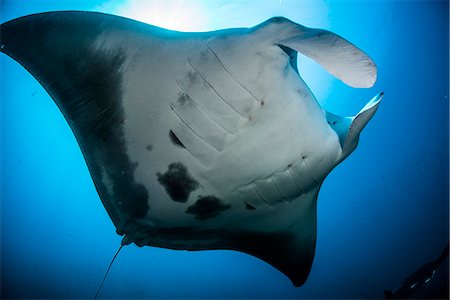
[0, 11, 382, 287]
[385, 243, 449, 299]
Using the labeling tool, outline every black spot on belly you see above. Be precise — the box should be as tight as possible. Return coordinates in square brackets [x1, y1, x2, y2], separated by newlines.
[156, 162, 199, 202]
[169, 130, 185, 148]
[186, 195, 231, 220]
[145, 144, 153, 151]
[245, 202, 256, 210]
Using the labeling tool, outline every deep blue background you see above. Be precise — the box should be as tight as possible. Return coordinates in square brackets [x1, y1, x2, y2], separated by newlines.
[1, 0, 448, 299]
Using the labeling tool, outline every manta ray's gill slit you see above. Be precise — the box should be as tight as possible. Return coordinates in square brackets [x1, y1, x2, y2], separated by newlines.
[252, 179, 288, 207]
[251, 183, 267, 205]
[270, 176, 289, 202]
[173, 91, 232, 150]
[302, 157, 320, 186]
[232, 185, 268, 209]
[170, 104, 222, 152]
[175, 80, 234, 135]
[169, 130, 186, 148]
[270, 170, 299, 201]
[286, 167, 305, 195]
[311, 156, 326, 179]
[232, 165, 307, 207]
[186, 59, 247, 119]
[169, 121, 216, 167]
[206, 44, 261, 105]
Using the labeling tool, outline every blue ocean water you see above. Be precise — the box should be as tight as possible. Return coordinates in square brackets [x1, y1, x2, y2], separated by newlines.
[0, 0, 448, 299]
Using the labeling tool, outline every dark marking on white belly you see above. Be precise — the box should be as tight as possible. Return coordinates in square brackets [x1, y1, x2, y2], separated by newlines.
[156, 162, 199, 202]
[185, 195, 231, 220]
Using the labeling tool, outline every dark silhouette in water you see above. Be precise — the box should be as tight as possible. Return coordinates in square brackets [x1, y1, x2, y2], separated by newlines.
[384, 242, 449, 299]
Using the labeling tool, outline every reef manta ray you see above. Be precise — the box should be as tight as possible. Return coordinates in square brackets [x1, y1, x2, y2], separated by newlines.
[0, 11, 382, 287]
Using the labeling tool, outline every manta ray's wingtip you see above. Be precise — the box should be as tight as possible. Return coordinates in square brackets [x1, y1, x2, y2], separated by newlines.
[291, 277, 308, 287]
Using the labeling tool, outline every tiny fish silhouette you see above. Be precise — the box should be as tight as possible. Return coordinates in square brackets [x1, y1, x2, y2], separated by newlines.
[0, 12, 382, 287]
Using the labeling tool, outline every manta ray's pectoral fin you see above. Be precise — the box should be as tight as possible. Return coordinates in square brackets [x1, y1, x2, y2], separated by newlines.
[230, 190, 319, 287]
[239, 223, 316, 285]
[148, 189, 320, 287]
[164, 187, 319, 287]
[269, 18, 377, 88]
[326, 92, 383, 157]
[0, 12, 152, 232]
[227, 225, 316, 287]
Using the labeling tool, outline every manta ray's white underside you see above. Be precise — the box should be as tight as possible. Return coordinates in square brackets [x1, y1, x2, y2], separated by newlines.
[0, 12, 381, 286]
